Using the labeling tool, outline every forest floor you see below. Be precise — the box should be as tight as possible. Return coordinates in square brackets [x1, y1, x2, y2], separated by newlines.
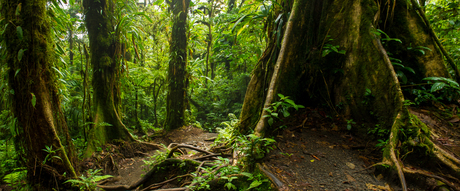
[95, 106, 460, 191]
[2, 107, 458, 191]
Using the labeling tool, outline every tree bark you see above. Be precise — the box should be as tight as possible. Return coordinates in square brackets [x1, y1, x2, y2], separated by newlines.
[164, 0, 190, 131]
[84, 0, 134, 157]
[2, 0, 78, 188]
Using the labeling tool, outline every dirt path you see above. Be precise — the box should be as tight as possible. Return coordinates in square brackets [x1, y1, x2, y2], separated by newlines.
[264, 126, 391, 191]
[105, 126, 218, 187]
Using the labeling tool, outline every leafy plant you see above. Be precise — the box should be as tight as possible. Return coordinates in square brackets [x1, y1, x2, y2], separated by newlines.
[263, 94, 305, 126]
[64, 169, 113, 191]
[321, 37, 346, 57]
[417, 77, 460, 103]
[346, 119, 356, 131]
[2, 168, 29, 190]
[42, 145, 62, 165]
[143, 144, 169, 168]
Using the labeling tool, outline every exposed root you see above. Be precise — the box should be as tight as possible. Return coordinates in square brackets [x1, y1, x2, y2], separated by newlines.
[256, 163, 288, 191]
[432, 143, 460, 173]
[385, 112, 408, 191]
[402, 166, 460, 191]
[167, 144, 213, 158]
[97, 159, 204, 190]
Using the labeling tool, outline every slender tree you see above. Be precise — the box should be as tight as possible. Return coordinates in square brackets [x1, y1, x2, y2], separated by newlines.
[83, 0, 134, 157]
[239, 0, 459, 190]
[2, 0, 78, 188]
[164, 0, 190, 130]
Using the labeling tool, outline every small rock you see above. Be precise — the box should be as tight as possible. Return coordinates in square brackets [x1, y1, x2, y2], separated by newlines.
[346, 162, 355, 169]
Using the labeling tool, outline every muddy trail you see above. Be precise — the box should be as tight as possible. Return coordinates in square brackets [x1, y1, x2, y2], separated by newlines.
[83, 106, 460, 191]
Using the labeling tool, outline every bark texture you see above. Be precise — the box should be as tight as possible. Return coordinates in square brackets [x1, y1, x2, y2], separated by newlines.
[2, 0, 78, 188]
[84, 0, 134, 157]
[164, 0, 190, 131]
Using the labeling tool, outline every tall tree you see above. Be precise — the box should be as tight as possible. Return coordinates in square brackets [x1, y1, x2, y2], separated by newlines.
[1, 0, 78, 188]
[83, 0, 134, 157]
[164, 0, 190, 130]
[239, 0, 459, 190]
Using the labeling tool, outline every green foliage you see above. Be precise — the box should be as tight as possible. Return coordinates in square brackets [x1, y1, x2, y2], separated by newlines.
[263, 94, 304, 127]
[64, 169, 113, 191]
[143, 144, 169, 168]
[188, 157, 270, 191]
[406, 77, 460, 105]
[2, 168, 29, 190]
[427, 0, 460, 77]
[346, 119, 356, 131]
[321, 37, 346, 57]
[42, 145, 62, 165]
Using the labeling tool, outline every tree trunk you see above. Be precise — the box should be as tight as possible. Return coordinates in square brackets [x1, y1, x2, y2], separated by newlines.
[239, 0, 459, 189]
[2, 0, 78, 188]
[164, 0, 190, 131]
[84, 0, 134, 157]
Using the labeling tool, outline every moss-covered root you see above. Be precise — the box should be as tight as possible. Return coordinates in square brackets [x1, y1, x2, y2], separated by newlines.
[403, 166, 460, 191]
[382, 112, 460, 191]
[97, 159, 203, 190]
[383, 112, 408, 191]
[432, 143, 460, 174]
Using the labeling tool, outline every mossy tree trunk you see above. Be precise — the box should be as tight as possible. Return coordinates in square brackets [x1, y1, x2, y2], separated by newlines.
[83, 0, 134, 157]
[164, 0, 190, 131]
[2, 0, 78, 188]
[240, 0, 448, 135]
[239, 0, 460, 189]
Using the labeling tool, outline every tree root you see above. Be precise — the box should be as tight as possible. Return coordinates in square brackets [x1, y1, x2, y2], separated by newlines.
[167, 144, 214, 158]
[256, 163, 288, 191]
[97, 159, 207, 191]
[403, 166, 460, 191]
[386, 112, 408, 191]
[378, 121, 460, 191]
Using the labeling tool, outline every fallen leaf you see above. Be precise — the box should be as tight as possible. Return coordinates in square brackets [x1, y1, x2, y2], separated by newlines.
[448, 116, 460, 123]
[331, 123, 339, 131]
[345, 173, 356, 182]
[346, 162, 356, 169]
[310, 159, 315, 162]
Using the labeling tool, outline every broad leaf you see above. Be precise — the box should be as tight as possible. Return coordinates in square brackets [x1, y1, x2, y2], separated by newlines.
[31, 93, 36, 108]
[16, 26, 23, 40]
[431, 82, 446, 92]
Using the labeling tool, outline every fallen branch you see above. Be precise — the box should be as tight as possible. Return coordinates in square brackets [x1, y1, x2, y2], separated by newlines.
[167, 144, 214, 158]
[193, 153, 232, 161]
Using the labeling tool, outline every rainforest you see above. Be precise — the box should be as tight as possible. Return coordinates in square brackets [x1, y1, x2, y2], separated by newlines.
[1, 0, 460, 190]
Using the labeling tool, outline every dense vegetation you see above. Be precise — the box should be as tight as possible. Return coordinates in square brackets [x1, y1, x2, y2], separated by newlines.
[0, 0, 459, 190]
